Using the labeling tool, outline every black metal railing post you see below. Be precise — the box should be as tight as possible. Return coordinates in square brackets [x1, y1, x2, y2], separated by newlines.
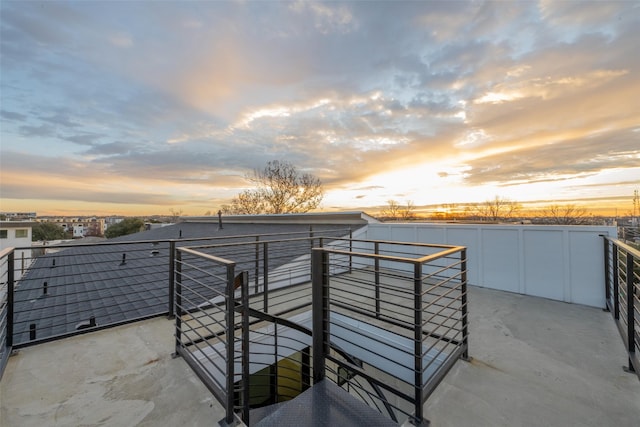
[173, 249, 182, 356]
[263, 241, 269, 313]
[7, 250, 15, 348]
[225, 263, 236, 426]
[613, 246, 620, 320]
[349, 228, 353, 274]
[374, 242, 380, 318]
[312, 248, 328, 384]
[168, 241, 176, 318]
[461, 248, 469, 360]
[625, 252, 636, 373]
[309, 226, 314, 251]
[255, 236, 260, 294]
[413, 261, 423, 424]
[240, 270, 250, 423]
[603, 238, 611, 311]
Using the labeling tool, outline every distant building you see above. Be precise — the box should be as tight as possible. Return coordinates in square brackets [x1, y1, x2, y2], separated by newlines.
[0, 221, 37, 281]
[38, 217, 105, 238]
[0, 212, 37, 220]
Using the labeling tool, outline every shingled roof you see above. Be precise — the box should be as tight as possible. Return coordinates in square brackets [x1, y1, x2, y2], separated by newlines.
[13, 218, 365, 345]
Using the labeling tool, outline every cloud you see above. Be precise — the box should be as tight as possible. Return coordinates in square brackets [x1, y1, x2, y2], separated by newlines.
[18, 123, 56, 138]
[461, 127, 640, 185]
[1, 110, 26, 121]
[1, 1, 638, 214]
[64, 133, 104, 146]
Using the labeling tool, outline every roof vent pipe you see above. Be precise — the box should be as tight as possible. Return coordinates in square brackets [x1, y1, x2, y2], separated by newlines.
[120, 253, 126, 265]
[218, 210, 223, 230]
[43, 281, 48, 296]
[179, 229, 182, 238]
[76, 316, 97, 330]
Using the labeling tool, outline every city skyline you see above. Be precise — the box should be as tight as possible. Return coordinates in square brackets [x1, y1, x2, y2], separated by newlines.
[1, 1, 639, 217]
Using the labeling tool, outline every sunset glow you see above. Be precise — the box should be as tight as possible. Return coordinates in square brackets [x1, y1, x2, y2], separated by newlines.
[1, 1, 638, 217]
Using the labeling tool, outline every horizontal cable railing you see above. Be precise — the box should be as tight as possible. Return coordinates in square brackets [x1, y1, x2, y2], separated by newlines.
[312, 243, 469, 425]
[173, 247, 241, 426]
[172, 237, 467, 425]
[2, 227, 351, 350]
[0, 248, 13, 379]
[185, 231, 352, 318]
[603, 236, 639, 379]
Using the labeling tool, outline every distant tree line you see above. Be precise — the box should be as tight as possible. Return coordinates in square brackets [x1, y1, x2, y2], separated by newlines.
[379, 200, 416, 221]
[378, 197, 597, 225]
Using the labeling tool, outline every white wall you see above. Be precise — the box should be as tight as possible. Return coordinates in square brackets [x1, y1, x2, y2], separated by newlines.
[365, 223, 617, 308]
[0, 224, 34, 281]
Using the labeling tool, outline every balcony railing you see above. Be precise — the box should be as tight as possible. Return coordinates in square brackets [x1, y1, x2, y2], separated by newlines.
[0, 248, 13, 379]
[603, 236, 640, 379]
[311, 241, 469, 425]
[0, 228, 351, 380]
[173, 237, 469, 425]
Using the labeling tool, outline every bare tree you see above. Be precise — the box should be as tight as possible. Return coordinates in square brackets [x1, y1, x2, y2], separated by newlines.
[475, 196, 520, 221]
[169, 208, 183, 223]
[382, 199, 416, 220]
[381, 200, 401, 219]
[543, 204, 589, 225]
[399, 200, 416, 220]
[441, 203, 460, 220]
[228, 160, 324, 214]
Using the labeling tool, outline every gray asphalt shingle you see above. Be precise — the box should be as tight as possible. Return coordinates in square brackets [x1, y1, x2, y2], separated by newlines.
[13, 222, 359, 345]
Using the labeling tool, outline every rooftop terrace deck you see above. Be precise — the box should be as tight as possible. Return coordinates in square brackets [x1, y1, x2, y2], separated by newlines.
[2, 286, 638, 427]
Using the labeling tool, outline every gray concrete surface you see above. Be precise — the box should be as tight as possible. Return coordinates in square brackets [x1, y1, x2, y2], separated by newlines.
[1, 287, 639, 426]
[424, 287, 640, 427]
[0, 318, 224, 427]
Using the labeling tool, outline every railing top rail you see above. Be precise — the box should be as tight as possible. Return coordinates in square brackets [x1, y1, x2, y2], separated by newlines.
[0, 247, 14, 258]
[349, 238, 462, 251]
[12, 227, 354, 252]
[313, 244, 465, 264]
[602, 235, 640, 258]
[177, 247, 236, 266]
[185, 234, 342, 250]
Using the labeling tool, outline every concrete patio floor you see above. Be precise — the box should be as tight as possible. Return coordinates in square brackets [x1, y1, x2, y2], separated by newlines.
[1, 286, 639, 426]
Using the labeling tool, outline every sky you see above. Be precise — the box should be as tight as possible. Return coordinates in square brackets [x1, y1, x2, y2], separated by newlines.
[1, 1, 639, 217]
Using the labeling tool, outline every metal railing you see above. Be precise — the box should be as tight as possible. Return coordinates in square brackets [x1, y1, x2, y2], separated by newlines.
[0, 228, 351, 353]
[603, 236, 640, 379]
[173, 247, 245, 426]
[0, 248, 13, 379]
[172, 233, 350, 425]
[312, 241, 469, 425]
[174, 237, 469, 425]
[8, 240, 172, 347]
[187, 235, 353, 317]
[618, 226, 640, 246]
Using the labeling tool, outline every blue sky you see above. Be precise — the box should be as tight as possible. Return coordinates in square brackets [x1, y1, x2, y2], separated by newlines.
[1, 1, 639, 216]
